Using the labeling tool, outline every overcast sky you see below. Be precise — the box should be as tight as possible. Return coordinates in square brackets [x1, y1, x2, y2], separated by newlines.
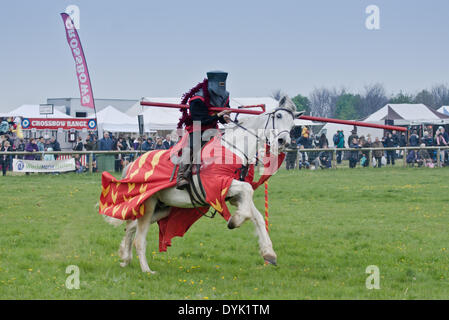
[1, 0, 449, 112]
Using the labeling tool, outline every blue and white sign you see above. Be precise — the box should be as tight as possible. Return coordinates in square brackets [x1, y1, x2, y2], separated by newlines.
[87, 119, 97, 129]
[22, 118, 30, 129]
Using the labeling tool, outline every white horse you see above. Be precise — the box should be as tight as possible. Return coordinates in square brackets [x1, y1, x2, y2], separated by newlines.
[105, 95, 303, 273]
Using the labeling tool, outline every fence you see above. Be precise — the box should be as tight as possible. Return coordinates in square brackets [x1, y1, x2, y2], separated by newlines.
[283, 146, 449, 169]
[0, 150, 144, 173]
[1, 146, 449, 174]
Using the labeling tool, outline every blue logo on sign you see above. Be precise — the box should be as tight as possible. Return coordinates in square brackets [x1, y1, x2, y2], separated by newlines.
[22, 118, 30, 129]
[88, 119, 97, 129]
[17, 160, 24, 171]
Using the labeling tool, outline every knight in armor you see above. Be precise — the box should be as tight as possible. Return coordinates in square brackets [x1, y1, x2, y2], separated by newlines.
[176, 71, 232, 189]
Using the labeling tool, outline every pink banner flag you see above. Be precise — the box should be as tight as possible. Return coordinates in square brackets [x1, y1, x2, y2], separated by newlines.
[60, 13, 95, 109]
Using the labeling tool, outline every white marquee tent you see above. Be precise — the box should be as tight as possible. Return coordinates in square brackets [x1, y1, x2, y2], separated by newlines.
[437, 106, 449, 116]
[320, 103, 449, 146]
[7, 104, 71, 118]
[364, 104, 449, 125]
[90, 105, 140, 134]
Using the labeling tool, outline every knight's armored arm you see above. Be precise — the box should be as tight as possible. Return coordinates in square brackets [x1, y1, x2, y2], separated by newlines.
[190, 98, 223, 125]
[217, 100, 231, 124]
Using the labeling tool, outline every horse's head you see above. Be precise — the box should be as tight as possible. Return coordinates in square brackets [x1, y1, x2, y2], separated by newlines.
[265, 94, 304, 154]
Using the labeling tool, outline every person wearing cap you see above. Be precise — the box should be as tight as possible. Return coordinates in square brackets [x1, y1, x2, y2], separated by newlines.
[176, 71, 232, 189]
[347, 128, 358, 147]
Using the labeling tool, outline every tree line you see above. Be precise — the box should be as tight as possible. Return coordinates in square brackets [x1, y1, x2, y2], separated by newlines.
[274, 83, 449, 120]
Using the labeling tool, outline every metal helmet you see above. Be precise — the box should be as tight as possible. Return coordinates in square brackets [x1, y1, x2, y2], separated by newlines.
[207, 70, 229, 107]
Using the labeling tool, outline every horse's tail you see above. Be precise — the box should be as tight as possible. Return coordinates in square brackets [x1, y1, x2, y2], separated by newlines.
[94, 201, 125, 226]
[103, 215, 125, 227]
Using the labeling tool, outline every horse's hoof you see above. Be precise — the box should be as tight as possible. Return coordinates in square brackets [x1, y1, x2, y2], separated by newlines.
[264, 259, 277, 266]
[263, 252, 277, 266]
[143, 270, 157, 274]
[120, 261, 130, 268]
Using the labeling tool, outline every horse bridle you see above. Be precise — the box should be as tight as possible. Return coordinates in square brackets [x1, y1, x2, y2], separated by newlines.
[222, 107, 296, 164]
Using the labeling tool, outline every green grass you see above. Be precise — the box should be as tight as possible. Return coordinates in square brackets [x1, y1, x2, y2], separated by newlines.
[1, 167, 449, 299]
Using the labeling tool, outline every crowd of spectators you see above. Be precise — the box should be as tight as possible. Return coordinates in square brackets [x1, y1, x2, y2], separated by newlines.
[285, 125, 449, 170]
[93, 132, 176, 172]
[0, 115, 178, 175]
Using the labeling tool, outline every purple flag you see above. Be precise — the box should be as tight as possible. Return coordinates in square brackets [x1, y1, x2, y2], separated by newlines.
[60, 13, 95, 109]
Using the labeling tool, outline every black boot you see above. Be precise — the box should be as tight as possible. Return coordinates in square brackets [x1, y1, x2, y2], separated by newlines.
[176, 163, 191, 190]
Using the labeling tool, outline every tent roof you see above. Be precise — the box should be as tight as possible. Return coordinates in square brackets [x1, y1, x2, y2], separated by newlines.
[90, 105, 137, 125]
[364, 104, 449, 122]
[90, 105, 141, 133]
[7, 104, 71, 118]
[438, 106, 449, 116]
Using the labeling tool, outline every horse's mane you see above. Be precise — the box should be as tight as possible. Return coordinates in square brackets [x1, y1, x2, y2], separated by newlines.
[177, 79, 211, 129]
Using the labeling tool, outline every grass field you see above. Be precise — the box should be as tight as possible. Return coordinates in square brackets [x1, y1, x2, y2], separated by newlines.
[1, 166, 449, 299]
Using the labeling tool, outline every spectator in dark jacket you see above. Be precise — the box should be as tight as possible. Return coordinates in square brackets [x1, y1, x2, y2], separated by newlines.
[154, 136, 165, 150]
[406, 149, 418, 166]
[422, 131, 434, 146]
[49, 137, 61, 151]
[383, 132, 395, 165]
[409, 130, 419, 147]
[349, 137, 360, 168]
[348, 129, 358, 147]
[163, 135, 175, 149]
[318, 133, 328, 149]
[0, 140, 12, 175]
[141, 137, 153, 151]
[399, 133, 407, 147]
[74, 136, 84, 151]
[361, 136, 372, 167]
[99, 132, 114, 151]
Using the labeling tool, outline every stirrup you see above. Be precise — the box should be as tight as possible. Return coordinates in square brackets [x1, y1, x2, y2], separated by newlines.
[176, 179, 189, 190]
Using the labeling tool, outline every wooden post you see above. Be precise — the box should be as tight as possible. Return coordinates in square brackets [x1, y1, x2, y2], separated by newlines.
[332, 149, 337, 169]
[437, 148, 441, 167]
[89, 151, 93, 173]
[403, 148, 407, 168]
[369, 149, 373, 168]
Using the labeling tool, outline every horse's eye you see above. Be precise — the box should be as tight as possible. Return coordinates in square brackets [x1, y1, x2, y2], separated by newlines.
[276, 113, 282, 119]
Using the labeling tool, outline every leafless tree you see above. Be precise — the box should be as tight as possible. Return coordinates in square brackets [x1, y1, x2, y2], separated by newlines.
[360, 83, 388, 117]
[414, 89, 435, 108]
[431, 84, 449, 109]
[308, 87, 342, 117]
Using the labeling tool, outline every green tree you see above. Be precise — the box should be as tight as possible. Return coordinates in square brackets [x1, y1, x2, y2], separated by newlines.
[389, 91, 414, 104]
[292, 94, 311, 113]
[414, 89, 435, 108]
[334, 93, 361, 120]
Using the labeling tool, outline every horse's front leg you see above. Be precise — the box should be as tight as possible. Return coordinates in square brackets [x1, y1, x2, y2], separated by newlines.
[249, 201, 277, 265]
[227, 181, 277, 265]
